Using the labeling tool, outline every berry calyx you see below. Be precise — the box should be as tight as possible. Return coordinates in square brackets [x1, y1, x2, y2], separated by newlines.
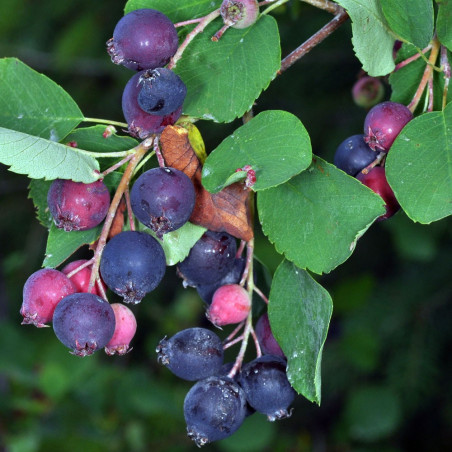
[363, 101, 413, 152]
[105, 303, 137, 355]
[220, 0, 259, 29]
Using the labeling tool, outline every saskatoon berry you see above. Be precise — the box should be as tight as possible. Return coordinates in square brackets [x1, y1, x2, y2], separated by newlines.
[100, 231, 166, 304]
[364, 101, 413, 152]
[220, 0, 259, 29]
[137, 68, 187, 117]
[178, 230, 237, 287]
[352, 76, 384, 109]
[47, 179, 110, 232]
[196, 257, 245, 305]
[356, 166, 400, 220]
[107, 9, 179, 71]
[105, 303, 137, 355]
[53, 292, 115, 356]
[61, 259, 106, 297]
[184, 376, 247, 446]
[238, 354, 296, 421]
[122, 71, 182, 139]
[130, 167, 195, 238]
[333, 134, 377, 176]
[255, 313, 285, 358]
[20, 268, 77, 327]
[156, 327, 224, 381]
[207, 284, 251, 327]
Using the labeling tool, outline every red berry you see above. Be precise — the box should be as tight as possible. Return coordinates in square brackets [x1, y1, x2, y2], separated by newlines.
[356, 167, 400, 220]
[61, 259, 106, 297]
[105, 303, 137, 355]
[207, 284, 251, 326]
[255, 313, 285, 358]
[47, 179, 110, 231]
[21, 268, 77, 327]
[352, 76, 384, 109]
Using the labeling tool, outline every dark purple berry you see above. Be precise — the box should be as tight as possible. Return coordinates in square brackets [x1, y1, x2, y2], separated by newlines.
[255, 313, 285, 358]
[364, 101, 413, 152]
[130, 167, 195, 238]
[178, 230, 237, 287]
[20, 268, 77, 327]
[106, 9, 178, 71]
[47, 179, 110, 232]
[100, 231, 166, 304]
[196, 257, 245, 305]
[220, 0, 259, 29]
[52, 292, 116, 356]
[333, 134, 377, 176]
[157, 327, 224, 381]
[184, 376, 247, 446]
[356, 166, 400, 220]
[352, 76, 384, 109]
[122, 71, 182, 139]
[137, 68, 186, 116]
[238, 355, 296, 421]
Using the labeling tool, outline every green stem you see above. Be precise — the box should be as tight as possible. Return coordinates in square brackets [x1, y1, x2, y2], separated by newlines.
[83, 117, 128, 128]
[262, 0, 289, 15]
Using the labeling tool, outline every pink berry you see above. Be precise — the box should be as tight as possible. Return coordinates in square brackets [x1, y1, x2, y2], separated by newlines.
[105, 303, 137, 355]
[220, 0, 259, 29]
[207, 284, 251, 327]
[352, 76, 384, 109]
[356, 166, 400, 220]
[21, 268, 77, 327]
[255, 313, 285, 358]
[61, 259, 106, 297]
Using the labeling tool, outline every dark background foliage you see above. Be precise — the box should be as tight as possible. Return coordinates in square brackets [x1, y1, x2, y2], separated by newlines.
[0, 1, 451, 451]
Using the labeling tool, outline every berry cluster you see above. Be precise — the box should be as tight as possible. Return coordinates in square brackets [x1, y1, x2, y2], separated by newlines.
[333, 101, 413, 220]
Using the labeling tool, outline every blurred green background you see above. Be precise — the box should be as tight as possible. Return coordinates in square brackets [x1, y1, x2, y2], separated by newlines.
[1, 1, 451, 451]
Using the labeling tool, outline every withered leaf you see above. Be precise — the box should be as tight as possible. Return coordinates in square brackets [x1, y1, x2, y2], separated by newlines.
[160, 126, 253, 241]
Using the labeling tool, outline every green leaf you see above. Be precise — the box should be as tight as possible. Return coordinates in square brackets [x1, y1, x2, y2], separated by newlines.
[257, 157, 385, 274]
[0, 58, 83, 138]
[268, 260, 333, 404]
[380, 0, 434, 49]
[175, 15, 280, 122]
[0, 127, 100, 182]
[386, 105, 452, 223]
[124, 0, 222, 21]
[28, 179, 53, 228]
[437, 0, 452, 52]
[43, 224, 102, 268]
[201, 110, 312, 192]
[64, 126, 138, 153]
[334, 0, 395, 76]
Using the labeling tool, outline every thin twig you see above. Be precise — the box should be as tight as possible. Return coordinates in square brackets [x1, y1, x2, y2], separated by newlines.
[101, 154, 134, 177]
[224, 321, 245, 343]
[124, 188, 135, 232]
[253, 285, 269, 304]
[394, 45, 432, 72]
[96, 278, 108, 301]
[174, 18, 203, 28]
[250, 325, 262, 357]
[65, 258, 94, 279]
[427, 75, 434, 112]
[300, 0, 343, 14]
[360, 152, 386, 175]
[441, 45, 451, 110]
[278, 8, 349, 75]
[223, 334, 245, 350]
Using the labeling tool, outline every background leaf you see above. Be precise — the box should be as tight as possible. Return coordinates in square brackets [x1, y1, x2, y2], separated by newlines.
[28, 179, 53, 228]
[334, 0, 395, 76]
[0, 127, 100, 182]
[0, 58, 83, 139]
[201, 110, 312, 192]
[257, 157, 385, 274]
[386, 105, 452, 223]
[380, 0, 434, 49]
[268, 260, 333, 404]
[437, 0, 452, 52]
[175, 15, 281, 122]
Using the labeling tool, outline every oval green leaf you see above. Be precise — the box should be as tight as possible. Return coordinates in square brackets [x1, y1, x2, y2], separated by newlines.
[386, 105, 452, 223]
[436, 0, 452, 52]
[257, 157, 385, 274]
[202, 110, 311, 192]
[268, 260, 333, 404]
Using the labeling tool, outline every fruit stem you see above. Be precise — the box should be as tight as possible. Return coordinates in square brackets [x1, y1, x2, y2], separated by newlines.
[394, 44, 432, 72]
[96, 278, 108, 301]
[250, 324, 262, 357]
[224, 321, 246, 343]
[124, 187, 135, 232]
[227, 311, 253, 378]
[88, 138, 153, 292]
[83, 117, 128, 128]
[153, 136, 166, 167]
[174, 18, 204, 28]
[407, 37, 441, 113]
[212, 23, 231, 42]
[253, 285, 269, 304]
[278, 8, 349, 75]
[168, 9, 221, 70]
[65, 258, 94, 279]
[261, 0, 289, 16]
[441, 45, 451, 110]
[223, 334, 245, 350]
[101, 154, 134, 177]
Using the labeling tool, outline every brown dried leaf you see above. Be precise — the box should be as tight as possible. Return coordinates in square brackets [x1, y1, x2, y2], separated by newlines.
[160, 126, 253, 241]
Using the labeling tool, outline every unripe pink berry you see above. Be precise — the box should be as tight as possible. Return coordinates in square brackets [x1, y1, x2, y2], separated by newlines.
[255, 313, 285, 358]
[61, 259, 107, 297]
[220, 0, 259, 29]
[105, 303, 137, 355]
[352, 76, 385, 109]
[21, 268, 77, 327]
[207, 284, 251, 327]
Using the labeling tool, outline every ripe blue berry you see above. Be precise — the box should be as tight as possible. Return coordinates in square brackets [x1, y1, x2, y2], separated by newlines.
[52, 292, 116, 356]
[157, 327, 224, 381]
[178, 230, 237, 287]
[184, 376, 248, 446]
[100, 231, 166, 304]
[107, 9, 179, 71]
[333, 134, 376, 176]
[130, 167, 195, 238]
[137, 68, 187, 116]
[238, 355, 296, 421]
